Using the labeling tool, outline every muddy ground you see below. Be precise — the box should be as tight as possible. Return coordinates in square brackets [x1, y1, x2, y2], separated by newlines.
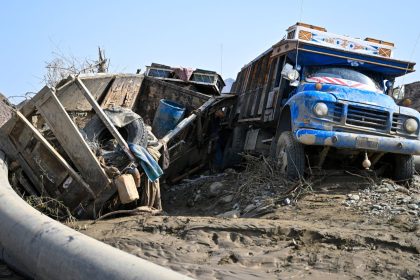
[71, 162, 420, 280]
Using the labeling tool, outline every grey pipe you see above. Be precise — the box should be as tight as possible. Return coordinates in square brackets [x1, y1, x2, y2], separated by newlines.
[0, 151, 192, 280]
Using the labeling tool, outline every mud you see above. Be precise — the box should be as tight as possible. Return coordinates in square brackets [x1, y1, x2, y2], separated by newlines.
[72, 171, 420, 280]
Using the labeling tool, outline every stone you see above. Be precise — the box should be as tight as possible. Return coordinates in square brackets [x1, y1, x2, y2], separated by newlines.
[220, 194, 234, 203]
[407, 204, 419, 210]
[395, 186, 410, 194]
[386, 185, 395, 192]
[407, 210, 418, 216]
[194, 194, 201, 202]
[351, 194, 360, 201]
[393, 207, 406, 213]
[224, 168, 236, 174]
[208, 182, 224, 197]
[372, 204, 383, 210]
[376, 187, 389, 193]
[243, 204, 256, 213]
[410, 194, 420, 204]
[217, 209, 240, 218]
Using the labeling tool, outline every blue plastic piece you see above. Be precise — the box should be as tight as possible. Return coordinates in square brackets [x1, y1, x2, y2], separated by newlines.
[152, 99, 186, 138]
[129, 143, 163, 181]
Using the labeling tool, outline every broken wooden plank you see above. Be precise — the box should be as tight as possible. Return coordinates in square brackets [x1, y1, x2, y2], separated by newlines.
[101, 75, 143, 109]
[35, 88, 110, 195]
[58, 75, 114, 111]
[15, 111, 96, 198]
[75, 76, 135, 162]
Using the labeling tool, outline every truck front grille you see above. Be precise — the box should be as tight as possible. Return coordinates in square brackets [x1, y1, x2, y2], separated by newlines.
[391, 113, 418, 137]
[346, 105, 388, 130]
[328, 103, 343, 122]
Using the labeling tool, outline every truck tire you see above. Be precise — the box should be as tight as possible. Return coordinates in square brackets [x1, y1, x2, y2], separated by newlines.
[393, 154, 414, 182]
[84, 115, 148, 147]
[276, 131, 305, 180]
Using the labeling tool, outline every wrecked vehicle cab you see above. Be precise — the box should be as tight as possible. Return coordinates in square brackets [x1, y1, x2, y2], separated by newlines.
[228, 22, 418, 181]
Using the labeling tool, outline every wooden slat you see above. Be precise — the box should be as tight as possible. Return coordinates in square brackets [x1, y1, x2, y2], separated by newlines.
[75, 77, 135, 162]
[101, 75, 143, 109]
[15, 111, 96, 198]
[35, 88, 110, 195]
[58, 76, 114, 111]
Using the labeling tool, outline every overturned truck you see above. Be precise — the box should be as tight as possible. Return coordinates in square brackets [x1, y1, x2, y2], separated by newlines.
[0, 67, 235, 218]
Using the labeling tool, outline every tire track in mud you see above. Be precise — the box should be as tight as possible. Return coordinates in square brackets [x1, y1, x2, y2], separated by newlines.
[75, 215, 420, 280]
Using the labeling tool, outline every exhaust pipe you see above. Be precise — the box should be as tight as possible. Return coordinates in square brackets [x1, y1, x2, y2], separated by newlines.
[0, 150, 191, 280]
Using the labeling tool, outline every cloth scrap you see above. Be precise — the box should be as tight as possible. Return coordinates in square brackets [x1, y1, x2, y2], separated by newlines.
[129, 143, 163, 181]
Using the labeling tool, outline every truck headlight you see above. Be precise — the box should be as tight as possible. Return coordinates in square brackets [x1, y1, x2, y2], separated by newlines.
[403, 118, 418, 133]
[313, 102, 328, 117]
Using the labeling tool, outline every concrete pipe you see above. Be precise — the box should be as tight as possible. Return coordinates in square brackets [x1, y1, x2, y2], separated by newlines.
[0, 151, 192, 280]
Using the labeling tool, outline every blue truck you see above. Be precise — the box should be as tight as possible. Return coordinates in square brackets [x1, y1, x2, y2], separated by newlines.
[226, 22, 418, 181]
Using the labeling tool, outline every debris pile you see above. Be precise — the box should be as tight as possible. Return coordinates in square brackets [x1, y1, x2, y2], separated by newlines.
[0, 66, 235, 219]
[343, 177, 420, 217]
[163, 154, 313, 218]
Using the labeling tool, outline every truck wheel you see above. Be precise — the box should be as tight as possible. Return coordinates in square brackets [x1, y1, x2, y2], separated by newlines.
[276, 131, 305, 180]
[84, 115, 148, 147]
[393, 154, 414, 182]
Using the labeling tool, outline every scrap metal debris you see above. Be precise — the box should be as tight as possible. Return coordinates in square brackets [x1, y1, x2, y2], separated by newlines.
[0, 66, 235, 219]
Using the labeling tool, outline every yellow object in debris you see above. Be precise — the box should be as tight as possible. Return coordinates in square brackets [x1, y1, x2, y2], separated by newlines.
[115, 174, 139, 204]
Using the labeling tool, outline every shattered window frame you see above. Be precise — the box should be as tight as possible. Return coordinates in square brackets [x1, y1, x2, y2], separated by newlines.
[146, 68, 173, 78]
[190, 73, 216, 84]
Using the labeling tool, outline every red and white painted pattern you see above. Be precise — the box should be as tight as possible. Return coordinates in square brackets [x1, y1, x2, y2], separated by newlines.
[306, 76, 375, 91]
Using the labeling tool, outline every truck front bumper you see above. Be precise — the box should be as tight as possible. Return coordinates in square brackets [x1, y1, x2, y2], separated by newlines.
[294, 129, 420, 155]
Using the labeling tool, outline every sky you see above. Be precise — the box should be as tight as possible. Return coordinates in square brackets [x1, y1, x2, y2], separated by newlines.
[1, 0, 420, 102]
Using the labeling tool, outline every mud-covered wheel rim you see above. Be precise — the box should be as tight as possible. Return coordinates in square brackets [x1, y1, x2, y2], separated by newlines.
[275, 131, 305, 180]
[276, 144, 288, 174]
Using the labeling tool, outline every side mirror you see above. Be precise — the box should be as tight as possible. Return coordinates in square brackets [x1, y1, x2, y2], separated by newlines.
[392, 85, 405, 100]
[281, 63, 300, 86]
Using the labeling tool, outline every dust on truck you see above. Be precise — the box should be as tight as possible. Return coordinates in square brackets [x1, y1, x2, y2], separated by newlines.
[226, 22, 419, 181]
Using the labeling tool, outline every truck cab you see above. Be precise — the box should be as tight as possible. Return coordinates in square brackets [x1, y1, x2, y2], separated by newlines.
[228, 23, 419, 181]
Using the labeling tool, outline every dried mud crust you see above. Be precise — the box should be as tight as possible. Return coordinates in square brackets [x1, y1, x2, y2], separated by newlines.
[73, 173, 420, 280]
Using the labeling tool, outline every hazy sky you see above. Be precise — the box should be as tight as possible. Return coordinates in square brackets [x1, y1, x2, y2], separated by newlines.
[1, 0, 419, 101]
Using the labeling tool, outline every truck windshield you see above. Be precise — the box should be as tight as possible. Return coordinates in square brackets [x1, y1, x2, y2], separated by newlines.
[305, 67, 384, 93]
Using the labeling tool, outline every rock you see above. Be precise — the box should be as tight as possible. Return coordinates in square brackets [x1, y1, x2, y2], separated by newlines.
[220, 194, 234, 203]
[376, 187, 389, 193]
[395, 186, 410, 194]
[386, 185, 395, 192]
[393, 207, 406, 212]
[224, 168, 236, 174]
[372, 204, 383, 210]
[194, 194, 201, 202]
[410, 194, 420, 204]
[208, 182, 224, 197]
[407, 210, 418, 216]
[284, 198, 291, 205]
[243, 204, 256, 213]
[407, 204, 419, 210]
[351, 194, 360, 201]
[217, 209, 240, 218]
[342, 201, 352, 207]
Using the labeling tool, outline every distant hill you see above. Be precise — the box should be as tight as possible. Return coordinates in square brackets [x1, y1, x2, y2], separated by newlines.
[222, 78, 235, 93]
